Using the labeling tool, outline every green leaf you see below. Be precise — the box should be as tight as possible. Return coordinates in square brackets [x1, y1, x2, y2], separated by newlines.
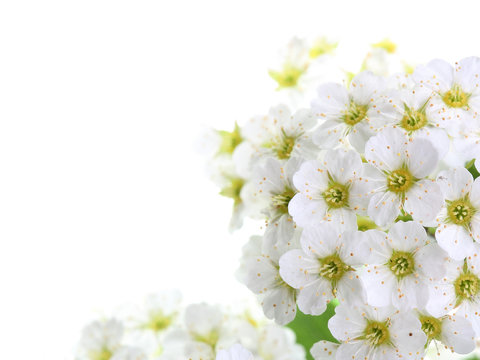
[287, 301, 338, 360]
[466, 159, 480, 180]
[464, 356, 480, 360]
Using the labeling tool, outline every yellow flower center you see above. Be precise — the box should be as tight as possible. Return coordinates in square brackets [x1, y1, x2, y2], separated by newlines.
[447, 198, 475, 226]
[388, 251, 415, 278]
[269, 66, 304, 89]
[386, 168, 414, 194]
[442, 85, 470, 108]
[363, 321, 390, 347]
[272, 187, 296, 216]
[342, 101, 368, 126]
[455, 273, 480, 301]
[400, 108, 428, 132]
[323, 182, 349, 209]
[419, 315, 442, 341]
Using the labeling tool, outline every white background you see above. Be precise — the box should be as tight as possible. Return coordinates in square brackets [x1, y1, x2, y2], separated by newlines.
[1, 0, 480, 359]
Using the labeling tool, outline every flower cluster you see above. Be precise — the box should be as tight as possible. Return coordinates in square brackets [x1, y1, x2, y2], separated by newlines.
[206, 42, 480, 359]
[75, 291, 304, 360]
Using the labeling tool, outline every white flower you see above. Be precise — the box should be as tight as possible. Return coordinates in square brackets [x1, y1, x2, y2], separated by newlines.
[311, 71, 385, 152]
[184, 303, 224, 345]
[365, 126, 443, 226]
[435, 167, 480, 260]
[413, 57, 480, 137]
[369, 86, 450, 159]
[77, 318, 125, 360]
[215, 344, 254, 360]
[416, 310, 475, 356]
[252, 156, 302, 245]
[242, 104, 317, 162]
[362, 221, 446, 310]
[279, 222, 369, 315]
[328, 302, 427, 360]
[288, 149, 373, 228]
[240, 234, 299, 325]
[427, 247, 480, 336]
[124, 290, 181, 356]
[362, 39, 404, 77]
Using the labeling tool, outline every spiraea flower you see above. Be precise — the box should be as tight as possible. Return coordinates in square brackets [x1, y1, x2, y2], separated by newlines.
[311, 71, 385, 152]
[369, 85, 450, 158]
[328, 302, 427, 360]
[77, 318, 145, 360]
[279, 222, 369, 315]
[242, 104, 318, 162]
[364, 126, 443, 226]
[361, 221, 446, 310]
[427, 249, 480, 336]
[413, 57, 480, 137]
[416, 309, 475, 356]
[435, 167, 480, 260]
[252, 156, 302, 245]
[240, 234, 299, 325]
[288, 148, 373, 228]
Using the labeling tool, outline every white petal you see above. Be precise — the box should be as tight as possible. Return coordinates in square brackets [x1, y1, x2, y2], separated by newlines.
[312, 83, 349, 118]
[436, 167, 473, 201]
[279, 249, 318, 289]
[413, 59, 453, 93]
[389, 312, 427, 358]
[387, 220, 428, 252]
[300, 222, 342, 258]
[348, 121, 375, 153]
[404, 180, 443, 224]
[406, 137, 439, 179]
[361, 265, 395, 307]
[312, 120, 345, 149]
[297, 279, 331, 315]
[441, 315, 476, 354]
[435, 224, 474, 261]
[415, 243, 447, 280]
[367, 191, 401, 227]
[324, 149, 362, 184]
[293, 159, 329, 194]
[328, 303, 366, 341]
[288, 193, 327, 228]
[350, 71, 385, 105]
[365, 126, 407, 172]
[310, 341, 339, 360]
[261, 286, 297, 325]
[335, 342, 368, 360]
[469, 177, 480, 208]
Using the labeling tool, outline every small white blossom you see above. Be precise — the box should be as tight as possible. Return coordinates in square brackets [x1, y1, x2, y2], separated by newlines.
[362, 221, 446, 310]
[311, 71, 385, 152]
[279, 222, 369, 315]
[240, 234, 299, 325]
[288, 148, 373, 228]
[369, 86, 450, 159]
[365, 126, 443, 226]
[416, 310, 475, 356]
[252, 156, 302, 246]
[413, 57, 480, 137]
[435, 167, 480, 260]
[427, 247, 480, 336]
[242, 104, 317, 162]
